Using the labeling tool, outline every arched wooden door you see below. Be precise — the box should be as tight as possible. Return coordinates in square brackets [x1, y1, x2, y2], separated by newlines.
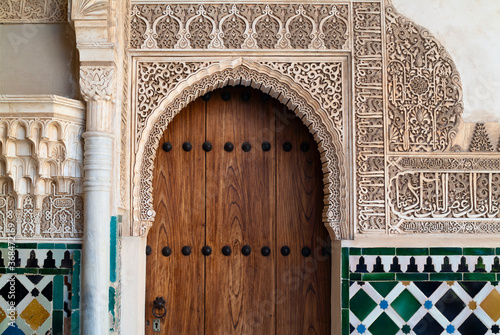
[146, 87, 331, 334]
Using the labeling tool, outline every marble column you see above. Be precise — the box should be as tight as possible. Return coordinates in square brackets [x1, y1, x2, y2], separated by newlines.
[79, 66, 115, 334]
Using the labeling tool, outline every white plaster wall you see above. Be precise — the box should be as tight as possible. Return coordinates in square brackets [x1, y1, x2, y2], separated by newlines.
[0, 24, 79, 99]
[392, 0, 500, 123]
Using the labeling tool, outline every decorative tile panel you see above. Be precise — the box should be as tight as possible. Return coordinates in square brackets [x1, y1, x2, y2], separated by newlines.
[344, 247, 500, 335]
[0, 243, 81, 334]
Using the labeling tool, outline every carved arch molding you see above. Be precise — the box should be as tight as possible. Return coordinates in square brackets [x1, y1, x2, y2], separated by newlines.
[128, 1, 500, 238]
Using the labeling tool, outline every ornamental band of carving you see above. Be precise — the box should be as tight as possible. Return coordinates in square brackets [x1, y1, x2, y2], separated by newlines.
[0, 0, 67, 22]
[133, 59, 346, 238]
[0, 116, 84, 238]
[389, 171, 500, 219]
[353, 2, 386, 233]
[135, 61, 344, 142]
[387, 155, 500, 234]
[130, 3, 349, 50]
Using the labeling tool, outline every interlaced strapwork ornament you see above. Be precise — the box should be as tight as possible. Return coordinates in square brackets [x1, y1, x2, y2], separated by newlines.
[386, 5, 463, 152]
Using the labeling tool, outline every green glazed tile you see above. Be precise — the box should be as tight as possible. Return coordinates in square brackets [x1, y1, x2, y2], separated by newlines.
[39, 269, 70, 275]
[110, 216, 117, 283]
[71, 309, 80, 335]
[396, 248, 428, 256]
[72, 250, 81, 310]
[496, 248, 500, 256]
[55, 244, 67, 249]
[463, 248, 494, 256]
[0, 269, 6, 274]
[363, 248, 395, 256]
[15, 268, 38, 274]
[350, 289, 377, 321]
[430, 273, 463, 281]
[362, 273, 396, 281]
[67, 243, 82, 249]
[37, 243, 55, 249]
[342, 248, 349, 279]
[396, 273, 429, 281]
[350, 248, 362, 256]
[15, 243, 37, 249]
[497, 274, 500, 281]
[0, 243, 8, 248]
[350, 273, 362, 281]
[342, 280, 349, 308]
[53, 310, 63, 335]
[369, 312, 399, 335]
[430, 248, 462, 256]
[463, 273, 496, 281]
[53, 275, 64, 310]
[342, 309, 350, 335]
[370, 282, 398, 297]
[391, 290, 421, 322]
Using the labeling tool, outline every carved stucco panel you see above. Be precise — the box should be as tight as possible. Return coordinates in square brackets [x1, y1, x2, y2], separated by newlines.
[353, 2, 386, 233]
[387, 156, 500, 235]
[130, 3, 349, 50]
[132, 58, 347, 239]
[127, 1, 499, 238]
[0, 0, 67, 22]
[385, 5, 463, 153]
[0, 108, 85, 239]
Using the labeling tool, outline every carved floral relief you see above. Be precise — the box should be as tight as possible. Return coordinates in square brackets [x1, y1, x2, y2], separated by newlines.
[386, 5, 463, 152]
[0, 101, 84, 239]
[127, 1, 500, 238]
[0, 0, 67, 22]
[130, 3, 349, 50]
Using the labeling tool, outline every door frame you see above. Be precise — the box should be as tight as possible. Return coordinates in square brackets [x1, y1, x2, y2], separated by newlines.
[122, 56, 352, 335]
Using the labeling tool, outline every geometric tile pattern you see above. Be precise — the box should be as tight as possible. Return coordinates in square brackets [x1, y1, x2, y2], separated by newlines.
[343, 247, 500, 335]
[349, 281, 500, 335]
[0, 243, 81, 335]
[349, 248, 500, 281]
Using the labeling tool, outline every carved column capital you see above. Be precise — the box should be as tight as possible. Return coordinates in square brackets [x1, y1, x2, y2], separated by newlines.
[80, 66, 115, 102]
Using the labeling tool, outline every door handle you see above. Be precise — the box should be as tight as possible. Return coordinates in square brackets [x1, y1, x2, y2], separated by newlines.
[152, 297, 167, 319]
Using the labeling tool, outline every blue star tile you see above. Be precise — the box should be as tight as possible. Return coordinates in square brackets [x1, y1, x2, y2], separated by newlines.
[380, 300, 389, 310]
[424, 300, 433, 309]
[357, 324, 367, 334]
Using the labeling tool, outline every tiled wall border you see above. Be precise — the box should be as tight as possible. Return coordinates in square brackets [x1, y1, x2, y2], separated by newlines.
[0, 243, 81, 334]
[343, 247, 500, 335]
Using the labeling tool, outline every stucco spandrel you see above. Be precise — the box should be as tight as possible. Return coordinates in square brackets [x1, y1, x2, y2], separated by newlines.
[392, 0, 500, 123]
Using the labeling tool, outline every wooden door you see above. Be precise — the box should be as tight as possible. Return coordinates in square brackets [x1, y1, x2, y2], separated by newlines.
[146, 87, 331, 334]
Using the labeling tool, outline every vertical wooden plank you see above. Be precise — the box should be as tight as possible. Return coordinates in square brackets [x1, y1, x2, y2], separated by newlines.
[146, 98, 206, 335]
[276, 111, 332, 334]
[205, 87, 276, 334]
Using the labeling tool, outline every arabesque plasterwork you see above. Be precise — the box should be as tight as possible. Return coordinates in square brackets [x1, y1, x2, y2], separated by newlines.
[0, 0, 67, 22]
[353, 2, 386, 233]
[127, 0, 500, 239]
[133, 58, 347, 239]
[386, 5, 463, 152]
[388, 156, 500, 234]
[130, 3, 349, 50]
[0, 96, 85, 239]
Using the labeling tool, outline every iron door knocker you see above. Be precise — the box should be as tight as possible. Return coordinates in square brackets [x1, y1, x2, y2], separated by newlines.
[152, 297, 167, 319]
